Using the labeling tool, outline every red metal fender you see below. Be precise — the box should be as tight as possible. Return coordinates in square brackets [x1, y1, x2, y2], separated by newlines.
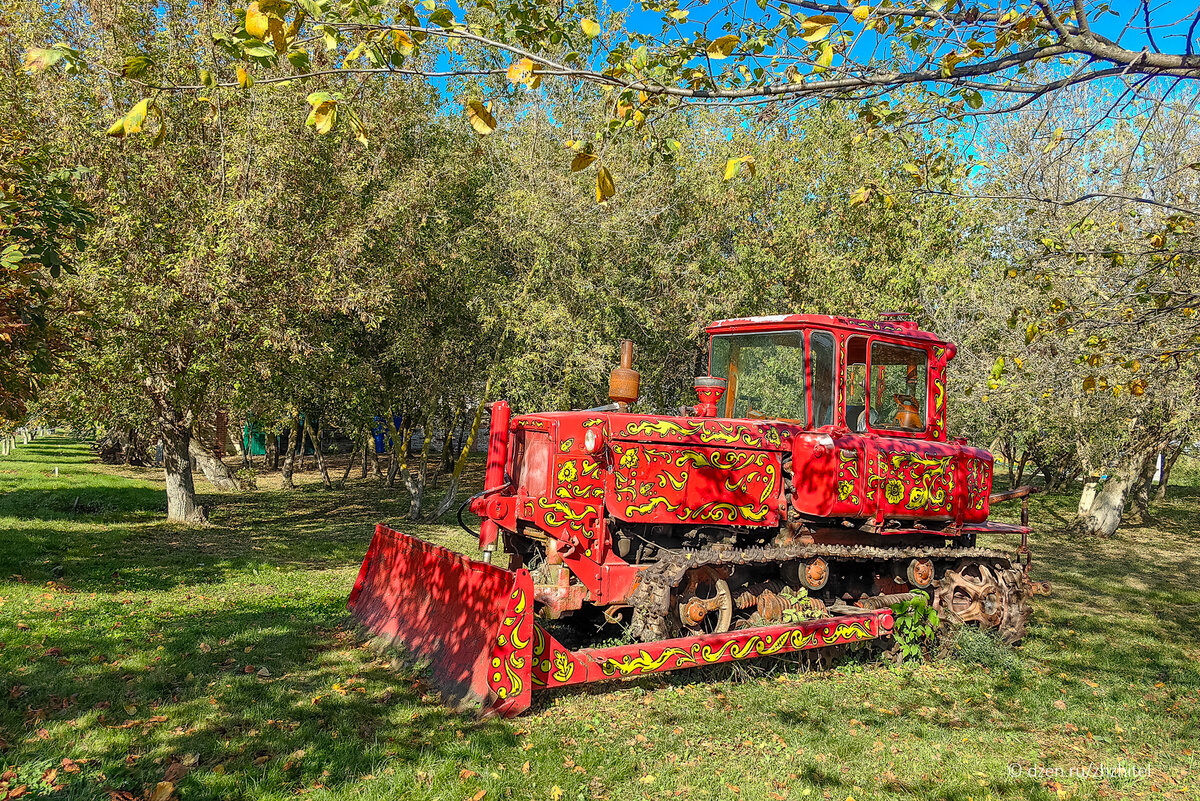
[347, 525, 533, 716]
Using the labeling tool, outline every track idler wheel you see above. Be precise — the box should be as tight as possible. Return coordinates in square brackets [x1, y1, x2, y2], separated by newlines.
[674, 566, 734, 636]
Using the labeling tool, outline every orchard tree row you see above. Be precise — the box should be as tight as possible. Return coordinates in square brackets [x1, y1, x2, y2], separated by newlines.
[1, 0, 1197, 536]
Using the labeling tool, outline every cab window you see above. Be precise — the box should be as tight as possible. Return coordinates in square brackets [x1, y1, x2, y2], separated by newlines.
[710, 333, 808, 422]
[868, 342, 928, 432]
[809, 331, 836, 428]
[844, 336, 869, 432]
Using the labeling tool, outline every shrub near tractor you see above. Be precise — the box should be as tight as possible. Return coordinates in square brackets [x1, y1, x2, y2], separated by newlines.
[349, 314, 1048, 715]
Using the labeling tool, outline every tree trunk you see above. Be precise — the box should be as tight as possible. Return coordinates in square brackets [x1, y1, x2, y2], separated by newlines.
[429, 376, 494, 520]
[362, 436, 370, 479]
[340, 442, 357, 488]
[1069, 446, 1152, 538]
[280, 416, 301, 489]
[1155, 443, 1183, 501]
[189, 433, 243, 491]
[162, 416, 203, 523]
[304, 415, 332, 489]
[386, 417, 411, 488]
[405, 423, 432, 519]
[1125, 448, 1160, 526]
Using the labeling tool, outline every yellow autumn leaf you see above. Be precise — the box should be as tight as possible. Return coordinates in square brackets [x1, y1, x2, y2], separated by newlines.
[245, 3, 270, 40]
[595, 165, 615, 202]
[305, 93, 337, 135]
[707, 35, 739, 60]
[123, 99, 152, 134]
[801, 14, 836, 42]
[148, 781, 174, 801]
[550, 787, 563, 801]
[723, 155, 755, 180]
[106, 117, 126, 137]
[507, 58, 533, 84]
[852, 5, 871, 23]
[813, 42, 834, 74]
[581, 17, 601, 38]
[236, 66, 252, 88]
[391, 30, 414, 55]
[466, 100, 496, 135]
[570, 152, 597, 171]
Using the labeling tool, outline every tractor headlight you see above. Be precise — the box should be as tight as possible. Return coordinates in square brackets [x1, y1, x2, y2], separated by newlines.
[584, 428, 604, 454]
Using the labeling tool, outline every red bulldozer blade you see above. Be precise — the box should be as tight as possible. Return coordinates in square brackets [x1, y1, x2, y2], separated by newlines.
[347, 524, 533, 716]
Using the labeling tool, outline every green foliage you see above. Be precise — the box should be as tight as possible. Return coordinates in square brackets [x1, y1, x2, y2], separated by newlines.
[945, 625, 1027, 680]
[0, 130, 92, 423]
[890, 589, 940, 662]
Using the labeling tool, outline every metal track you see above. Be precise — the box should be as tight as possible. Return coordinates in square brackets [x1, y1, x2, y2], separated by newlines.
[627, 542, 1026, 642]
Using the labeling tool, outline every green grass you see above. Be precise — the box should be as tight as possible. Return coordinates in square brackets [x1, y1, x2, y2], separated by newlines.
[2, 438, 1198, 801]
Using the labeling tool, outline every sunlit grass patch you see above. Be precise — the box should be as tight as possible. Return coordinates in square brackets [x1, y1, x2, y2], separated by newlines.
[2, 437, 1198, 800]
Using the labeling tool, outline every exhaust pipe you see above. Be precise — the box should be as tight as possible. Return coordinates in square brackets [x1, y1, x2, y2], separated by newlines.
[608, 339, 640, 411]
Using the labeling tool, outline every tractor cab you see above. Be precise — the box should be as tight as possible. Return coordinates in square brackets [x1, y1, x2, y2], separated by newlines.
[706, 314, 954, 442]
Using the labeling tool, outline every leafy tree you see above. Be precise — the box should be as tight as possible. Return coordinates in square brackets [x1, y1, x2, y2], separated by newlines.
[0, 131, 92, 424]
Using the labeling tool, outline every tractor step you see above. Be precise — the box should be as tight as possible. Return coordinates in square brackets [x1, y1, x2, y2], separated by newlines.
[349, 525, 894, 717]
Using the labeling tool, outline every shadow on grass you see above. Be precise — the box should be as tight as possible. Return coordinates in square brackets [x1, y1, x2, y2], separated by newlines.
[0, 596, 517, 799]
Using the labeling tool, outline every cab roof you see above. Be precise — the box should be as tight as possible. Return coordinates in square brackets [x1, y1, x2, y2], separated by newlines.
[706, 314, 947, 345]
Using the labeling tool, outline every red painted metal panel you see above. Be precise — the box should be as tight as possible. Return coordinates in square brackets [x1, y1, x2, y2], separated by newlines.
[608, 441, 781, 526]
[347, 525, 525, 711]
[530, 609, 893, 690]
[349, 528, 895, 718]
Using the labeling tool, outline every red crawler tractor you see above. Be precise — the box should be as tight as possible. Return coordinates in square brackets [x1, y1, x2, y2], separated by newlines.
[349, 315, 1046, 716]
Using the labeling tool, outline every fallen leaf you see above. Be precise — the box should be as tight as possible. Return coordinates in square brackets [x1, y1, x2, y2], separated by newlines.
[148, 781, 174, 801]
[61, 758, 81, 774]
[163, 762, 191, 783]
[459, 769, 477, 780]
[199, 643, 211, 653]
[254, 755, 270, 765]
[550, 787, 563, 801]
[257, 667, 270, 677]
[468, 791, 486, 801]
[1053, 699, 1067, 711]
[521, 761, 530, 775]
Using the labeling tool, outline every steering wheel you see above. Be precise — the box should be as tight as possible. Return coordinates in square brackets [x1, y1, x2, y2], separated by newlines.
[855, 408, 878, 432]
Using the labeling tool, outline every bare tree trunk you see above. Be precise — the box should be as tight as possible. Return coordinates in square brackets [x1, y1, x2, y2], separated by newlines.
[340, 442, 357, 488]
[280, 416, 301, 489]
[304, 415, 332, 489]
[1069, 445, 1153, 538]
[162, 412, 203, 523]
[1155, 443, 1184, 501]
[405, 422, 432, 519]
[361, 435, 370, 479]
[386, 416, 412, 489]
[1125, 448, 1160, 526]
[189, 433, 243, 491]
[429, 376, 494, 520]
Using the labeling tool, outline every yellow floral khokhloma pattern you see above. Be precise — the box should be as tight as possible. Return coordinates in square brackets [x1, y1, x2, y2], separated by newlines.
[866, 450, 955, 513]
[619, 419, 783, 449]
[532, 627, 576, 686]
[612, 443, 778, 523]
[489, 586, 529, 700]
[598, 620, 873, 677]
[836, 448, 861, 505]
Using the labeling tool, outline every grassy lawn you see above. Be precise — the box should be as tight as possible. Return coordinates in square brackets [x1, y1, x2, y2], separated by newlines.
[2, 437, 1198, 801]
